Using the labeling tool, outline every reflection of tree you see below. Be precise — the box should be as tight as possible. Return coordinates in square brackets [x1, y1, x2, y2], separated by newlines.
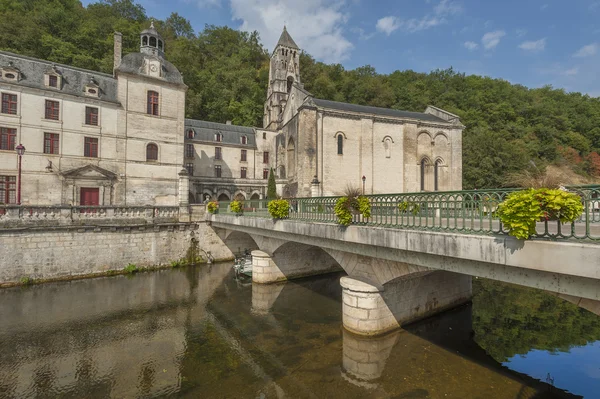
[472, 279, 600, 362]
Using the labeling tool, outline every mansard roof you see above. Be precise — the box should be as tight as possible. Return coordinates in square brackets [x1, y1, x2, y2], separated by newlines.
[310, 98, 449, 124]
[0, 51, 119, 104]
[276, 26, 299, 50]
[185, 119, 256, 147]
[116, 53, 184, 85]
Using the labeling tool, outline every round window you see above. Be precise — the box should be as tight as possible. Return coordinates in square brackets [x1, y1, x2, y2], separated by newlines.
[88, 89, 97, 94]
[4, 73, 16, 79]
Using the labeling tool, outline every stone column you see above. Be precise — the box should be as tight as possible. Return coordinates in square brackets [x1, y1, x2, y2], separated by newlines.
[178, 168, 190, 222]
[341, 271, 472, 336]
[251, 250, 286, 284]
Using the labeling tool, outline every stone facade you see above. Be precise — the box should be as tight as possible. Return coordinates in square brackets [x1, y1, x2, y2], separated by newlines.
[0, 24, 185, 206]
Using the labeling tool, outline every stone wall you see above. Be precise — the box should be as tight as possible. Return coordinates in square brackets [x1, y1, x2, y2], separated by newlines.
[0, 221, 234, 285]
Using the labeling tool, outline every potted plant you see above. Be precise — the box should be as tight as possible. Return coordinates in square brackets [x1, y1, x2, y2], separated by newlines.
[497, 188, 583, 240]
[334, 185, 371, 226]
[230, 200, 244, 216]
[268, 199, 290, 219]
[398, 200, 420, 215]
[207, 200, 219, 214]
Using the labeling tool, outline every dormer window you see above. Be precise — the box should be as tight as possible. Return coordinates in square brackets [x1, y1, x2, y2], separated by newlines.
[45, 67, 62, 90]
[187, 129, 195, 139]
[215, 132, 222, 142]
[2, 63, 21, 81]
[241, 135, 247, 145]
[84, 77, 100, 98]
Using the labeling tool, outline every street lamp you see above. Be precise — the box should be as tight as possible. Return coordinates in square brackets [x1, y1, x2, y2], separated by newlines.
[362, 175, 366, 195]
[15, 144, 25, 205]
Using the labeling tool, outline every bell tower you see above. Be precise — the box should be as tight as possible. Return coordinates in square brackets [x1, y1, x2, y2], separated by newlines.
[264, 26, 301, 130]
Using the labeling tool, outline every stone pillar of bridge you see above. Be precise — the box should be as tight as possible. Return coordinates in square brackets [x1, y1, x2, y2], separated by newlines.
[340, 271, 472, 336]
[251, 250, 287, 284]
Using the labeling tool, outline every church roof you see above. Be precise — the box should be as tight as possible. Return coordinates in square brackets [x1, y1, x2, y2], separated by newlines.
[310, 98, 448, 123]
[185, 119, 256, 147]
[276, 26, 299, 49]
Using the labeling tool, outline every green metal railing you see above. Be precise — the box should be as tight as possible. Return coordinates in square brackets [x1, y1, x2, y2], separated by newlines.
[212, 185, 600, 241]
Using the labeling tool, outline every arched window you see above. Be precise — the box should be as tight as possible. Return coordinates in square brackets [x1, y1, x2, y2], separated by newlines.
[146, 143, 158, 161]
[149, 36, 157, 47]
[142, 36, 148, 46]
[434, 160, 442, 191]
[337, 134, 344, 155]
[287, 76, 294, 93]
[420, 159, 427, 191]
[158, 40, 163, 51]
[187, 129, 195, 139]
[215, 132, 222, 142]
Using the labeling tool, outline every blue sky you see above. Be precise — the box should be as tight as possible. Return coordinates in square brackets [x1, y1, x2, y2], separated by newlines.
[82, 0, 600, 96]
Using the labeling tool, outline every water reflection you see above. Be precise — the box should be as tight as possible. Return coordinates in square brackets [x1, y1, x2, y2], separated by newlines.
[0, 265, 597, 398]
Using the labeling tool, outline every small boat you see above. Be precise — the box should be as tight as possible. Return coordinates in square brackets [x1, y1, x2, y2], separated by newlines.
[233, 250, 252, 278]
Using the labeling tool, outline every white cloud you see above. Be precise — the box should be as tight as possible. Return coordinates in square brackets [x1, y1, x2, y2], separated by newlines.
[481, 30, 506, 50]
[464, 41, 478, 50]
[375, 0, 460, 36]
[376, 16, 400, 36]
[573, 43, 598, 57]
[185, 0, 222, 7]
[434, 0, 463, 16]
[225, 0, 353, 63]
[519, 38, 546, 52]
[563, 67, 579, 76]
[515, 28, 527, 37]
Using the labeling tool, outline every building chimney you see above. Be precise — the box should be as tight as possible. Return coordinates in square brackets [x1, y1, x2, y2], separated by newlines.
[113, 32, 123, 75]
[226, 120, 232, 125]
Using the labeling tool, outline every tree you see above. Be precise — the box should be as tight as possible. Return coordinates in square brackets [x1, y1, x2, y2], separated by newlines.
[267, 168, 277, 199]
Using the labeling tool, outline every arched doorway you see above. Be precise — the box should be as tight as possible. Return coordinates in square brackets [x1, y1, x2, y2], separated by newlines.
[250, 193, 260, 209]
[217, 193, 230, 202]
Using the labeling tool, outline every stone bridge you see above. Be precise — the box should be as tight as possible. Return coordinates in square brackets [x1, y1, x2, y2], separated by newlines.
[210, 213, 600, 335]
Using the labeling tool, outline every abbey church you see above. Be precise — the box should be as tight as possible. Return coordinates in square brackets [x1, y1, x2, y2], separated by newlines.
[0, 24, 463, 206]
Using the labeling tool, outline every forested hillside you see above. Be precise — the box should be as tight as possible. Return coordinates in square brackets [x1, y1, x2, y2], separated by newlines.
[2, 0, 599, 188]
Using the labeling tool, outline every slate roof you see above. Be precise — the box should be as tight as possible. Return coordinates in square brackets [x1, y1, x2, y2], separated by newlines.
[116, 53, 184, 85]
[310, 98, 448, 123]
[0, 51, 119, 104]
[276, 27, 299, 49]
[185, 119, 256, 147]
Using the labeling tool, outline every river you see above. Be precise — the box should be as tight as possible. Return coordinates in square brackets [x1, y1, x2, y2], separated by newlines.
[0, 263, 598, 398]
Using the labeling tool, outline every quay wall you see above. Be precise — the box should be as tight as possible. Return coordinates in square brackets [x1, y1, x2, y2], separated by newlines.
[0, 221, 234, 285]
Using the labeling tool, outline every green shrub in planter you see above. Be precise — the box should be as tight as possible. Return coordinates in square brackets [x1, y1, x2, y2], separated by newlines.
[334, 196, 371, 226]
[207, 201, 219, 214]
[497, 188, 583, 240]
[230, 200, 243, 215]
[268, 199, 290, 219]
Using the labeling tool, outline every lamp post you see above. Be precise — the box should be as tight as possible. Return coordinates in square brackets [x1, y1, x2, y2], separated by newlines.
[362, 175, 366, 195]
[15, 144, 25, 205]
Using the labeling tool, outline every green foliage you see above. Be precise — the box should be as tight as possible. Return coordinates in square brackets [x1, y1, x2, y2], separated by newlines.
[398, 201, 421, 215]
[123, 263, 138, 274]
[230, 200, 243, 214]
[171, 259, 186, 268]
[268, 199, 289, 219]
[334, 196, 371, 226]
[19, 276, 33, 285]
[497, 188, 584, 239]
[334, 197, 353, 226]
[473, 278, 600, 362]
[207, 201, 218, 214]
[267, 168, 277, 200]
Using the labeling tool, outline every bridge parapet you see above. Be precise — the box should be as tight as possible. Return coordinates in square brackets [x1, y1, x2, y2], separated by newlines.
[212, 185, 600, 241]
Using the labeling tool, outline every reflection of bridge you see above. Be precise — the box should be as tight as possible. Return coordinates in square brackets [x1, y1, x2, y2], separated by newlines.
[211, 189, 600, 335]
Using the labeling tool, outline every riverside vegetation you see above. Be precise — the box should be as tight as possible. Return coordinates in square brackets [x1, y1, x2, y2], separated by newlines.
[2, 0, 600, 188]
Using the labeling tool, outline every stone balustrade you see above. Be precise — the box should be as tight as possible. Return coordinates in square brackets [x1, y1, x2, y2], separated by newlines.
[0, 205, 206, 228]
